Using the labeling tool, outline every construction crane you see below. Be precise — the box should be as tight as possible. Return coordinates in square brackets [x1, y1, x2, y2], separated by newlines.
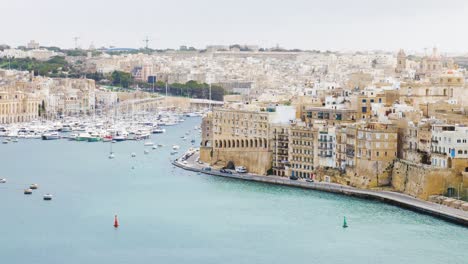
[73, 37, 80, 50]
[143, 36, 150, 50]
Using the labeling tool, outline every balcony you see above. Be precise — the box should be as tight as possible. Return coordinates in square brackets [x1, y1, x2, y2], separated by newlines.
[318, 145, 333, 150]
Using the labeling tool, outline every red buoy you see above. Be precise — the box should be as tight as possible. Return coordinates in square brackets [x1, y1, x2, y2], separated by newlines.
[114, 215, 119, 228]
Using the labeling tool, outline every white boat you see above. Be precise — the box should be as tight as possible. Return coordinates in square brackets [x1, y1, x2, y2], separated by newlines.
[144, 142, 154, 146]
[144, 150, 150, 154]
[0, 178, 6, 183]
[131, 152, 136, 157]
[109, 153, 115, 159]
[42, 132, 60, 140]
[152, 127, 166, 134]
[30, 183, 38, 190]
[152, 145, 157, 150]
[113, 135, 127, 142]
[172, 145, 180, 150]
[43, 194, 53, 201]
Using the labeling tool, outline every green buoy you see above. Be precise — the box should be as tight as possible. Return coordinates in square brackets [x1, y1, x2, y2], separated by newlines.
[343, 216, 348, 228]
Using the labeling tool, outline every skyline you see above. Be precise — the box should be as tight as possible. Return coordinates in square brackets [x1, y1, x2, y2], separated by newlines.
[3, 0, 468, 53]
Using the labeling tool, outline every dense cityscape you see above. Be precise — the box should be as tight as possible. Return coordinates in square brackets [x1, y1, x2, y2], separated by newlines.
[1, 42, 467, 208]
[1, 1, 468, 262]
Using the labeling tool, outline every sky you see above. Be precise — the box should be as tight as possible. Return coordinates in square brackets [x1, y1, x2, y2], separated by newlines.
[2, 0, 468, 53]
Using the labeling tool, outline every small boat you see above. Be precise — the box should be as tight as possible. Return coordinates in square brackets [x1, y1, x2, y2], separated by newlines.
[152, 127, 166, 134]
[75, 133, 91, 142]
[172, 145, 180, 150]
[87, 136, 102, 142]
[0, 178, 6, 183]
[2, 140, 8, 144]
[157, 144, 164, 147]
[191, 139, 196, 143]
[152, 146, 157, 150]
[43, 194, 53, 201]
[144, 150, 150, 155]
[24, 189, 33, 195]
[42, 132, 60, 140]
[144, 142, 154, 146]
[109, 152, 115, 159]
[12, 138, 18, 143]
[170, 151, 178, 155]
[29, 184, 38, 190]
[131, 152, 136, 157]
[113, 135, 127, 142]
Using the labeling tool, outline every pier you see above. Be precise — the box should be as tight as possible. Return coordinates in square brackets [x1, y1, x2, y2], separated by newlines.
[173, 151, 468, 227]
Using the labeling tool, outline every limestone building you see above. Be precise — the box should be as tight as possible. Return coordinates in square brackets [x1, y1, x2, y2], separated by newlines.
[271, 124, 289, 176]
[346, 122, 398, 188]
[199, 105, 295, 175]
[0, 89, 40, 124]
[288, 122, 315, 179]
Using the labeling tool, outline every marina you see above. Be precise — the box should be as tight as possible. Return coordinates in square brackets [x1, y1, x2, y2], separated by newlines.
[0, 117, 467, 264]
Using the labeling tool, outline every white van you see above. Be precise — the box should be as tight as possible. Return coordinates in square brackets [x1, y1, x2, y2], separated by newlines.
[235, 166, 247, 173]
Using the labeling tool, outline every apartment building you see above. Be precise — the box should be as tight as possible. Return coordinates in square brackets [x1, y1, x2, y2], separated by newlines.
[288, 122, 315, 179]
[431, 124, 468, 168]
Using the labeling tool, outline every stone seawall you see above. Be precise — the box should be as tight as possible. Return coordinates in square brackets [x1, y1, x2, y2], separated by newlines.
[391, 159, 462, 200]
[173, 157, 468, 227]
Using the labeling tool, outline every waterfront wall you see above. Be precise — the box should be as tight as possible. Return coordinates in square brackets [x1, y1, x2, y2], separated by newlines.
[391, 159, 463, 200]
[348, 159, 394, 188]
[211, 148, 272, 175]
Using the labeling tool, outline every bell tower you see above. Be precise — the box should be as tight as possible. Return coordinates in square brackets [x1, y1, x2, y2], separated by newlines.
[396, 49, 406, 73]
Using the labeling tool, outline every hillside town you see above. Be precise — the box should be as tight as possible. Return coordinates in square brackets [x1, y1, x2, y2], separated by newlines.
[1, 42, 468, 208]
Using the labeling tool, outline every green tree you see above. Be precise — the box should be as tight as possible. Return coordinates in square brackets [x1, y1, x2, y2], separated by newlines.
[111, 71, 133, 88]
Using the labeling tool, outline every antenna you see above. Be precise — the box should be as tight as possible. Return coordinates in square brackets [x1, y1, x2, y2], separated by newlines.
[143, 36, 150, 49]
[73, 37, 80, 50]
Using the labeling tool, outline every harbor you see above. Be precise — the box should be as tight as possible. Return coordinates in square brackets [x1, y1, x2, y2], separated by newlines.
[1, 117, 467, 264]
[173, 151, 468, 226]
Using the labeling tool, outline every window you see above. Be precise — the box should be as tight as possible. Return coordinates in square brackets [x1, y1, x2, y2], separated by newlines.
[362, 107, 367, 113]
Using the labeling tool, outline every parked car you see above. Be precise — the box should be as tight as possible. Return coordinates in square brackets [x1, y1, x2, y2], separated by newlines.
[235, 166, 247, 173]
[202, 167, 212, 171]
[220, 169, 232, 174]
[306, 179, 314, 183]
[289, 176, 299, 180]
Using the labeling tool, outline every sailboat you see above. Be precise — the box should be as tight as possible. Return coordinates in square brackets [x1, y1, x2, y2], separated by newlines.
[343, 216, 348, 228]
[108, 140, 115, 159]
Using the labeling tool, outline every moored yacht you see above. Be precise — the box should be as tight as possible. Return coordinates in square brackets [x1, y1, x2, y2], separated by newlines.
[42, 132, 60, 140]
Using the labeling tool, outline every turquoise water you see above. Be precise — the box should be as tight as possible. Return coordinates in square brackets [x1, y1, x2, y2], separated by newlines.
[0, 117, 467, 264]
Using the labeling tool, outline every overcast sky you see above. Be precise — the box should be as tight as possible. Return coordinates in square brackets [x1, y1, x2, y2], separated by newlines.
[2, 0, 468, 52]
